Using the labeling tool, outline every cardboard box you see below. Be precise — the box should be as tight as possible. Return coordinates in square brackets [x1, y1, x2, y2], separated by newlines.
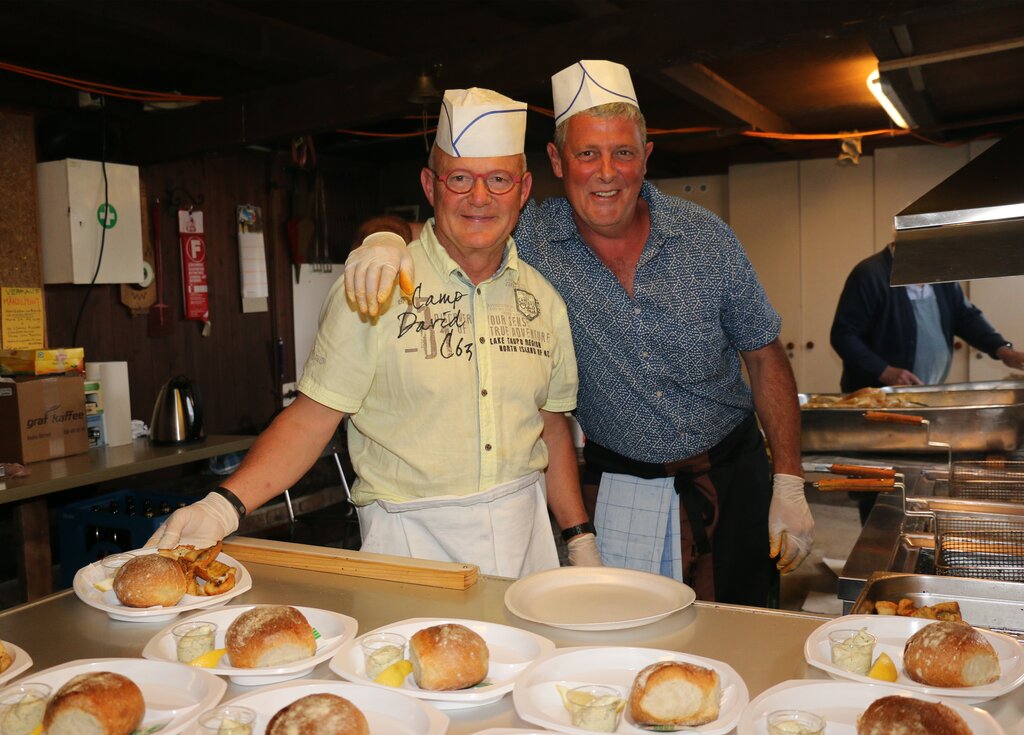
[0, 375, 89, 463]
[0, 348, 85, 376]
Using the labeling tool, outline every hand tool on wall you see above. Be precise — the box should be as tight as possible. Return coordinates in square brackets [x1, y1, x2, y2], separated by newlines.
[148, 199, 173, 337]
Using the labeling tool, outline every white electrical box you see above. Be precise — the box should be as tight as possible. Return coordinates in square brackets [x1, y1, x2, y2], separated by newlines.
[37, 158, 145, 284]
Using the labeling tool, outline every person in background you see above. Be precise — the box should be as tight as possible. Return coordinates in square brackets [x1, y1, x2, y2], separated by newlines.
[831, 243, 1024, 392]
[148, 87, 598, 577]
[344, 60, 811, 606]
[831, 243, 1024, 523]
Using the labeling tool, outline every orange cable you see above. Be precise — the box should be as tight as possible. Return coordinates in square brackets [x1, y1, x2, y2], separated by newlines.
[336, 128, 437, 138]
[0, 60, 221, 102]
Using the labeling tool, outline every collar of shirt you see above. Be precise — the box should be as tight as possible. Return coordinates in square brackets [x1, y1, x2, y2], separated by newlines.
[419, 218, 521, 287]
[540, 181, 675, 251]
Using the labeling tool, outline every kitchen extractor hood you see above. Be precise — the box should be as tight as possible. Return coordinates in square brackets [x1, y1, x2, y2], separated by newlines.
[890, 128, 1024, 285]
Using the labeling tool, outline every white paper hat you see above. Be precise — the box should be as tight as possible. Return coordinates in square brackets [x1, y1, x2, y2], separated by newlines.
[551, 60, 638, 125]
[435, 88, 527, 158]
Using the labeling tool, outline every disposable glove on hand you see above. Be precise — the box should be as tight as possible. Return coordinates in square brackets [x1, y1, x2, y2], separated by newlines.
[145, 491, 240, 549]
[567, 532, 603, 566]
[343, 231, 415, 317]
[768, 473, 814, 574]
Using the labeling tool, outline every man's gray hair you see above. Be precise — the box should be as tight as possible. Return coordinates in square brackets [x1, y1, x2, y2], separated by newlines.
[553, 102, 647, 150]
[427, 144, 527, 173]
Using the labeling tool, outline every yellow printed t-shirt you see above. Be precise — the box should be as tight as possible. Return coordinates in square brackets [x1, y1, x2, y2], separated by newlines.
[297, 221, 578, 504]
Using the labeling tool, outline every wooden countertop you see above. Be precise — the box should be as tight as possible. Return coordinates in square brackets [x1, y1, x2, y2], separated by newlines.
[1, 434, 255, 503]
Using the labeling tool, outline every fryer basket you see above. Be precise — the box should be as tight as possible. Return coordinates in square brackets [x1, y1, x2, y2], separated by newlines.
[932, 516, 1024, 582]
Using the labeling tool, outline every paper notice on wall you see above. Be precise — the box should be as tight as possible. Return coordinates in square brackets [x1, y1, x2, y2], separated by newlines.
[237, 205, 269, 313]
[1, 287, 45, 349]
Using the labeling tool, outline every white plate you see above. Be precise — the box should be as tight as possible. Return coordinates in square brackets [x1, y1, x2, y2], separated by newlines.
[220, 678, 449, 734]
[73, 547, 253, 623]
[804, 614, 1024, 702]
[330, 617, 555, 710]
[13, 657, 225, 735]
[504, 567, 695, 631]
[472, 730, 555, 734]
[513, 646, 748, 735]
[737, 679, 1005, 735]
[141, 604, 358, 686]
[0, 641, 32, 686]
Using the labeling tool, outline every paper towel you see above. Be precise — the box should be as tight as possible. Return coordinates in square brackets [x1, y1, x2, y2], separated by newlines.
[86, 361, 132, 447]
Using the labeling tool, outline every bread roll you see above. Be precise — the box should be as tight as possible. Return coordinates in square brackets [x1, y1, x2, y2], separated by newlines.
[857, 694, 971, 735]
[113, 554, 187, 608]
[903, 620, 1000, 687]
[43, 671, 145, 735]
[0, 641, 12, 673]
[409, 623, 488, 690]
[226, 605, 316, 668]
[266, 693, 369, 735]
[629, 661, 721, 728]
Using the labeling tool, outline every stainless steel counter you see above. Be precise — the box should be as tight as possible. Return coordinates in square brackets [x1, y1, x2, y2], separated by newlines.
[3, 549, 1024, 733]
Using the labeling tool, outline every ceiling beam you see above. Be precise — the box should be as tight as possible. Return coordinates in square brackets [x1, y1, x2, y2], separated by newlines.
[121, 1, 963, 163]
[652, 63, 796, 133]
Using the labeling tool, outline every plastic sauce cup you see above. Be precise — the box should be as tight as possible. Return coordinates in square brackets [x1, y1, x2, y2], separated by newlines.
[360, 632, 406, 679]
[0, 682, 51, 735]
[767, 709, 826, 735]
[565, 684, 624, 732]
[172, 620, 218, 664]
[828, 628, 875, 675]
[197, 705, 257, 735]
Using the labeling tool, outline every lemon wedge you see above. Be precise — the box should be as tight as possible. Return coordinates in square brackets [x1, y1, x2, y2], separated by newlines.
[189, 648, 228, 668]
[868, 652, 898, 682]
[93, 576, 114, 592]
[29, 727, 42, 735]
[373, 658, 412, 687]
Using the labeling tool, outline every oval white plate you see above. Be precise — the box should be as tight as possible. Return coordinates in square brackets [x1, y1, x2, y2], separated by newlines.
[220, 678, 448, 734]
[737, 679, 1005, 735]
[0, 641, 32, 686]
[72, 547, 253, 623]
[804, 614, 1024, 702]
[513, 646, 748, 735]
[141, 604, 357, 686]
[330, 617, 555, 710]
[504, 567, 695, 631]
[12, 657, 225, 735]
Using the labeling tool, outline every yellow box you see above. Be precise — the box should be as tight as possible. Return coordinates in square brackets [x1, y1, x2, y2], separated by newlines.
[0, 348, 85, 376]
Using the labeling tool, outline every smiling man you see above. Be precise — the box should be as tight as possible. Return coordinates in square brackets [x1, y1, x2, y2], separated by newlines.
[149, 87, 595, 578]
[345, 62, 813, 605]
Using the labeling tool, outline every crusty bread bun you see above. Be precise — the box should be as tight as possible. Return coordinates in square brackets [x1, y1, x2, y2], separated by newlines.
[266, 693, 369, 735]
[629, 661, 721, 728]
[857, 694, 972, 735]
[409, 623, 489, 690]
[904, 620, 1000, 687]
[43, 671, 145, 735]
[0, 641, 12, 673]
[226, 605, 316, 668]
[113, 554, 187, 608]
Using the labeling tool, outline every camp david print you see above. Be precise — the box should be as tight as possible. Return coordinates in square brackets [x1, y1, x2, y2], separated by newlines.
[394, 283, 554, 363]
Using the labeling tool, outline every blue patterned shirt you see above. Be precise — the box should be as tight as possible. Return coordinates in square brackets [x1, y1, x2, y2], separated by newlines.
[514, 181, 781, 462]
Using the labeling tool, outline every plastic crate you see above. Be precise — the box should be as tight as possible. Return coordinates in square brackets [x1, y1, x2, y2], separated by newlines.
[57, 490, 189, 586]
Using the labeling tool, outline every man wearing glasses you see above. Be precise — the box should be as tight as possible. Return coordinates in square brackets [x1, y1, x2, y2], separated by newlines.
[148, 88, 594, 578]
[345, 62, 811, 606]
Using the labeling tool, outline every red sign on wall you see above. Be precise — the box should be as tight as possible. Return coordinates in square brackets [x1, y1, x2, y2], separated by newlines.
[177, 209, 209, 324]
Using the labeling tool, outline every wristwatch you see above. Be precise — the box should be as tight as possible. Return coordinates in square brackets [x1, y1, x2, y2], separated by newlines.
[560, 521, 596, 541]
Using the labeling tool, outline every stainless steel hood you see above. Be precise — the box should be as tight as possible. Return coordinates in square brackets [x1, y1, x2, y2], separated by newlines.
[890, 128, 1024, 285]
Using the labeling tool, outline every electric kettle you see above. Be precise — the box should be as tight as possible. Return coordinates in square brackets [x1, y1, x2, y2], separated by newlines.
[149, 375, 205, 445]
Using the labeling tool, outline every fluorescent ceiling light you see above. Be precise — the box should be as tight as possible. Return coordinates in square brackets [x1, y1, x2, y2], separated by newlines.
[866, 69, 914, 129]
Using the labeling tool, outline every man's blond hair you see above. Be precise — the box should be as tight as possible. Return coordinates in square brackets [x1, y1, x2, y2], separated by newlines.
[553, 102, 647, 150]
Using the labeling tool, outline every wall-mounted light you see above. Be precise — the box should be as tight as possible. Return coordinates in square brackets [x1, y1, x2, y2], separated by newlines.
[866, 69, 914, 129]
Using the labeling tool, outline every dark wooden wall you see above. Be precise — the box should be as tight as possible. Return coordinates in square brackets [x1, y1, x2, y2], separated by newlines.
[43, 150, 382, 435]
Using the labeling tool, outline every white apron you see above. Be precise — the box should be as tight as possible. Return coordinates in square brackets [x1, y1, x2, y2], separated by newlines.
[356, 471, 558, 578]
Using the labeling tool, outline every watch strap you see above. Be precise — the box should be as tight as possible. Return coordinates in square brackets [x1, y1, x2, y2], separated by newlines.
[561, 521, 596, 541]
[212, 486, 247, 520]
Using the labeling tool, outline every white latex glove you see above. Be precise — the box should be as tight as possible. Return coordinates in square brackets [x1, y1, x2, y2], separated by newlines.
[343, 231, 415, 317]
[145, 492, 240, 549]
[768, 473, 814, 574]
[567, 533, 603, 566]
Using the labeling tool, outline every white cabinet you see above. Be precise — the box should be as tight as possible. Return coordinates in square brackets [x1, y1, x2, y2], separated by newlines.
[37, 159, 144, 284]
[730, 158, 873, 393]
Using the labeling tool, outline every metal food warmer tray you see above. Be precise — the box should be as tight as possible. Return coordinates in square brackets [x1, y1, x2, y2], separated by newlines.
[799, 380, 1024, 453]
[851, 571, 1024, 639]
